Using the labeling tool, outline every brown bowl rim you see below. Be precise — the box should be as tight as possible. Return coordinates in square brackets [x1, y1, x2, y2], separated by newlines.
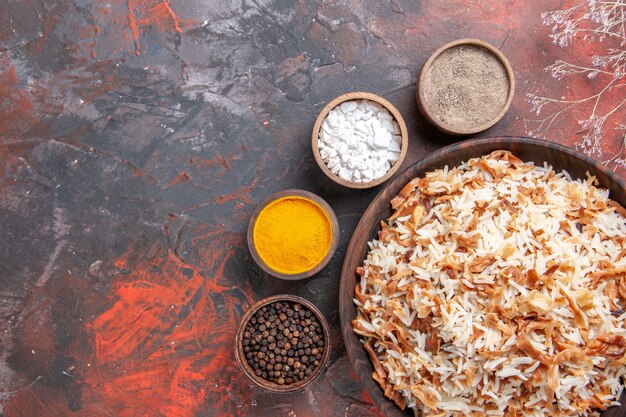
[416, 38, 516, 135]
[311, 92, 409, 189]
[234, 294, 332, 392]
[247, 189, 340, 280]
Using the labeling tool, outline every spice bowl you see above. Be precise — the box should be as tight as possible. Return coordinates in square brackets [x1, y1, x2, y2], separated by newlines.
[247, 189, 339, 280]
[417, 39, 515, 135]
[235, 294, 331, 392]
[312, 92, 409, 189]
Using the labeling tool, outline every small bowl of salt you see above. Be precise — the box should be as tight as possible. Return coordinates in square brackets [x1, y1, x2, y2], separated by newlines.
[311, 92, 408, 189]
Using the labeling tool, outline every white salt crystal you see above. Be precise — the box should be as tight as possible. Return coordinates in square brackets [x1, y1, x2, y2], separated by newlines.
[355, 122, 368, 135]
[328, 111, 339, 127]
[369, 102, 383, 112]
[389, 151, 401, 162]
[378, 111, 392, 121]
[318, 99, 402, 183]
[373, 131, 392, 148]
[375, 156, 388, 170]
[340, 101, 357, 113]
[338, 167, 352, 180]
[388, 140, 401, 153]
[371, 119, 382, 132]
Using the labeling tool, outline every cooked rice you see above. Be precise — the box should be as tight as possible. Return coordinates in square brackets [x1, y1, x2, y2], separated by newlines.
[352, 151, 626, 417]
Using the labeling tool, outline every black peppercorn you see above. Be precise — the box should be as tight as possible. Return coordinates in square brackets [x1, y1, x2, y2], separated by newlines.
[242, 300, 326, 386]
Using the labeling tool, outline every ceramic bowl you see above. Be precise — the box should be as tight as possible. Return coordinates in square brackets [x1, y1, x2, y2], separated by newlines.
[247, 189, 339, 280]
[339, 137, 626, 416]
[416, 38, 515, 135]
[312, 92, 409, 189]
[235, 294, 331, 392]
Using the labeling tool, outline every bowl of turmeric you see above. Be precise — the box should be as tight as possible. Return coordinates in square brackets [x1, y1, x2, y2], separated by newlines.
[247, 189, 340, 280]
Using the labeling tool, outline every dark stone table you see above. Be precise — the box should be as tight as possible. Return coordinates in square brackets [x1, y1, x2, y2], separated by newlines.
[1, 0, 624, 416]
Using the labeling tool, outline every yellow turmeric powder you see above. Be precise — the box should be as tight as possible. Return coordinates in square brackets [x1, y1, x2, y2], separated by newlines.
[253, 196, 332, 274]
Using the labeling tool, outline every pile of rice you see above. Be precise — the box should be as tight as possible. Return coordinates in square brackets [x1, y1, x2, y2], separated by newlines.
[352, 151, 626, 417]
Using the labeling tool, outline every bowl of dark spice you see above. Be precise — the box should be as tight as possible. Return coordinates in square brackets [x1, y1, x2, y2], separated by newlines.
[235, 295, 330, 392]
[417, 38, 515, 135]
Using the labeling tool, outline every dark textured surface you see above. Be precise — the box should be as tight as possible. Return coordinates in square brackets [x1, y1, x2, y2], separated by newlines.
[339, 137, 626, 417]
[1, 1, 625, 416]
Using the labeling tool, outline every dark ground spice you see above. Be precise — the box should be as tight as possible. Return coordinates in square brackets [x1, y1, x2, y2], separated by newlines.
[242, 301, 325, 385]
[421, 44, 510, 131]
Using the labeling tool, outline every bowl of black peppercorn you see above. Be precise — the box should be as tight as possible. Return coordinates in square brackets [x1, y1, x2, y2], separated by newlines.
[235, 294, 331, 392]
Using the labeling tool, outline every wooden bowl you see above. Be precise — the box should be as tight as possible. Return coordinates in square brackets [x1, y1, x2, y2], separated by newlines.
[247, 189, 340, 280]
[416, 39, 515, 135]
[235, 294, 331, 392]
[338, 137, 626, 417]
[311, 92, 409, 189]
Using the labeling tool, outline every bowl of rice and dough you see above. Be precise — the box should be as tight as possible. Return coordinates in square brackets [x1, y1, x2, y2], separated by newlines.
[339, 137, 626, 417]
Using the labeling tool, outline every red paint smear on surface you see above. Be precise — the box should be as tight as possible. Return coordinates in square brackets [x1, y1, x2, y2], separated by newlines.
[123, 0, 194, 53]
[215, 179, 257, 205]
[72, 238, 253, 417]
[164, 171, 191, 188]
[6, 228, 254, 416]
[191, 151, 248, 180]
[0, 63, 34, 137]
[193, 154, 231, 172]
